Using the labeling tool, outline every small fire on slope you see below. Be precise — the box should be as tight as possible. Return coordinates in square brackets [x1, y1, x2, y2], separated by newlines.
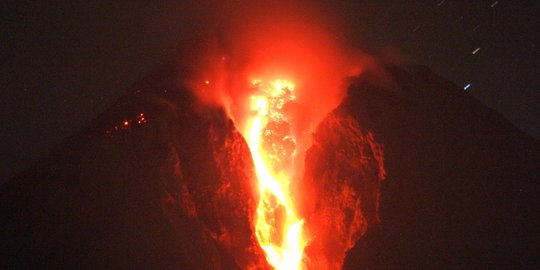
[242, 79, 307, 270]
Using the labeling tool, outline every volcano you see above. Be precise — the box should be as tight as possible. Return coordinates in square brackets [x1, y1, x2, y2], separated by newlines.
[1, 59, 539, 269]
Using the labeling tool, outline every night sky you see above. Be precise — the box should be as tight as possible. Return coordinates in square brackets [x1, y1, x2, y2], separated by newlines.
[1, 0, 539, 182]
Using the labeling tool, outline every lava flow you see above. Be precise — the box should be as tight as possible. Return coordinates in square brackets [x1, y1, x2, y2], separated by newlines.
[242, 79, 307, 270]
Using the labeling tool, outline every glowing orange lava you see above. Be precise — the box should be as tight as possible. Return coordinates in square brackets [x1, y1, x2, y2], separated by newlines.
[242, 79, 307, 270]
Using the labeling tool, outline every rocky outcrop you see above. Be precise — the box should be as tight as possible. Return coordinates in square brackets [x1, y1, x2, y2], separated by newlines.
[302, 113, 385, 269]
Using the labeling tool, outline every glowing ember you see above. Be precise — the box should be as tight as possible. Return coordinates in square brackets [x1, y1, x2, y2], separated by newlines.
[242, 79, 307, 270]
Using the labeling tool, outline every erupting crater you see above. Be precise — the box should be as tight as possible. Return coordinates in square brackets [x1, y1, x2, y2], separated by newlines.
[188, 7, 387, 266]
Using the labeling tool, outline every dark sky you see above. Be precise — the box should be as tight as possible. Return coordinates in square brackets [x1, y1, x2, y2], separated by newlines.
[1, 0, 539, 182]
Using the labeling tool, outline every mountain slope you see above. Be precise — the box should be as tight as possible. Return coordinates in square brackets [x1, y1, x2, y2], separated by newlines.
[342, 65, 540, 269]
[0, 63, 268, 269]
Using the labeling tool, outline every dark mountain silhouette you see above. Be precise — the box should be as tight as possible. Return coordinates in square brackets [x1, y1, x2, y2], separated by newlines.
[1, 62, 538, 269]
[342, 66, 540, 269]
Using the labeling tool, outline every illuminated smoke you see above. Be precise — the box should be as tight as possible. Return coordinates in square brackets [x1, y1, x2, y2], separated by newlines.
[175, 2, 379, 269]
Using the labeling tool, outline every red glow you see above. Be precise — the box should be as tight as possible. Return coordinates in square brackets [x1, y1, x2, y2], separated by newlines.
[181, 2, 376, 269]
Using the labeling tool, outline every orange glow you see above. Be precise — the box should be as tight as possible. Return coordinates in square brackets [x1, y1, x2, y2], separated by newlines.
[242, 79, 307, 270]
[181, 3, 376, 268]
